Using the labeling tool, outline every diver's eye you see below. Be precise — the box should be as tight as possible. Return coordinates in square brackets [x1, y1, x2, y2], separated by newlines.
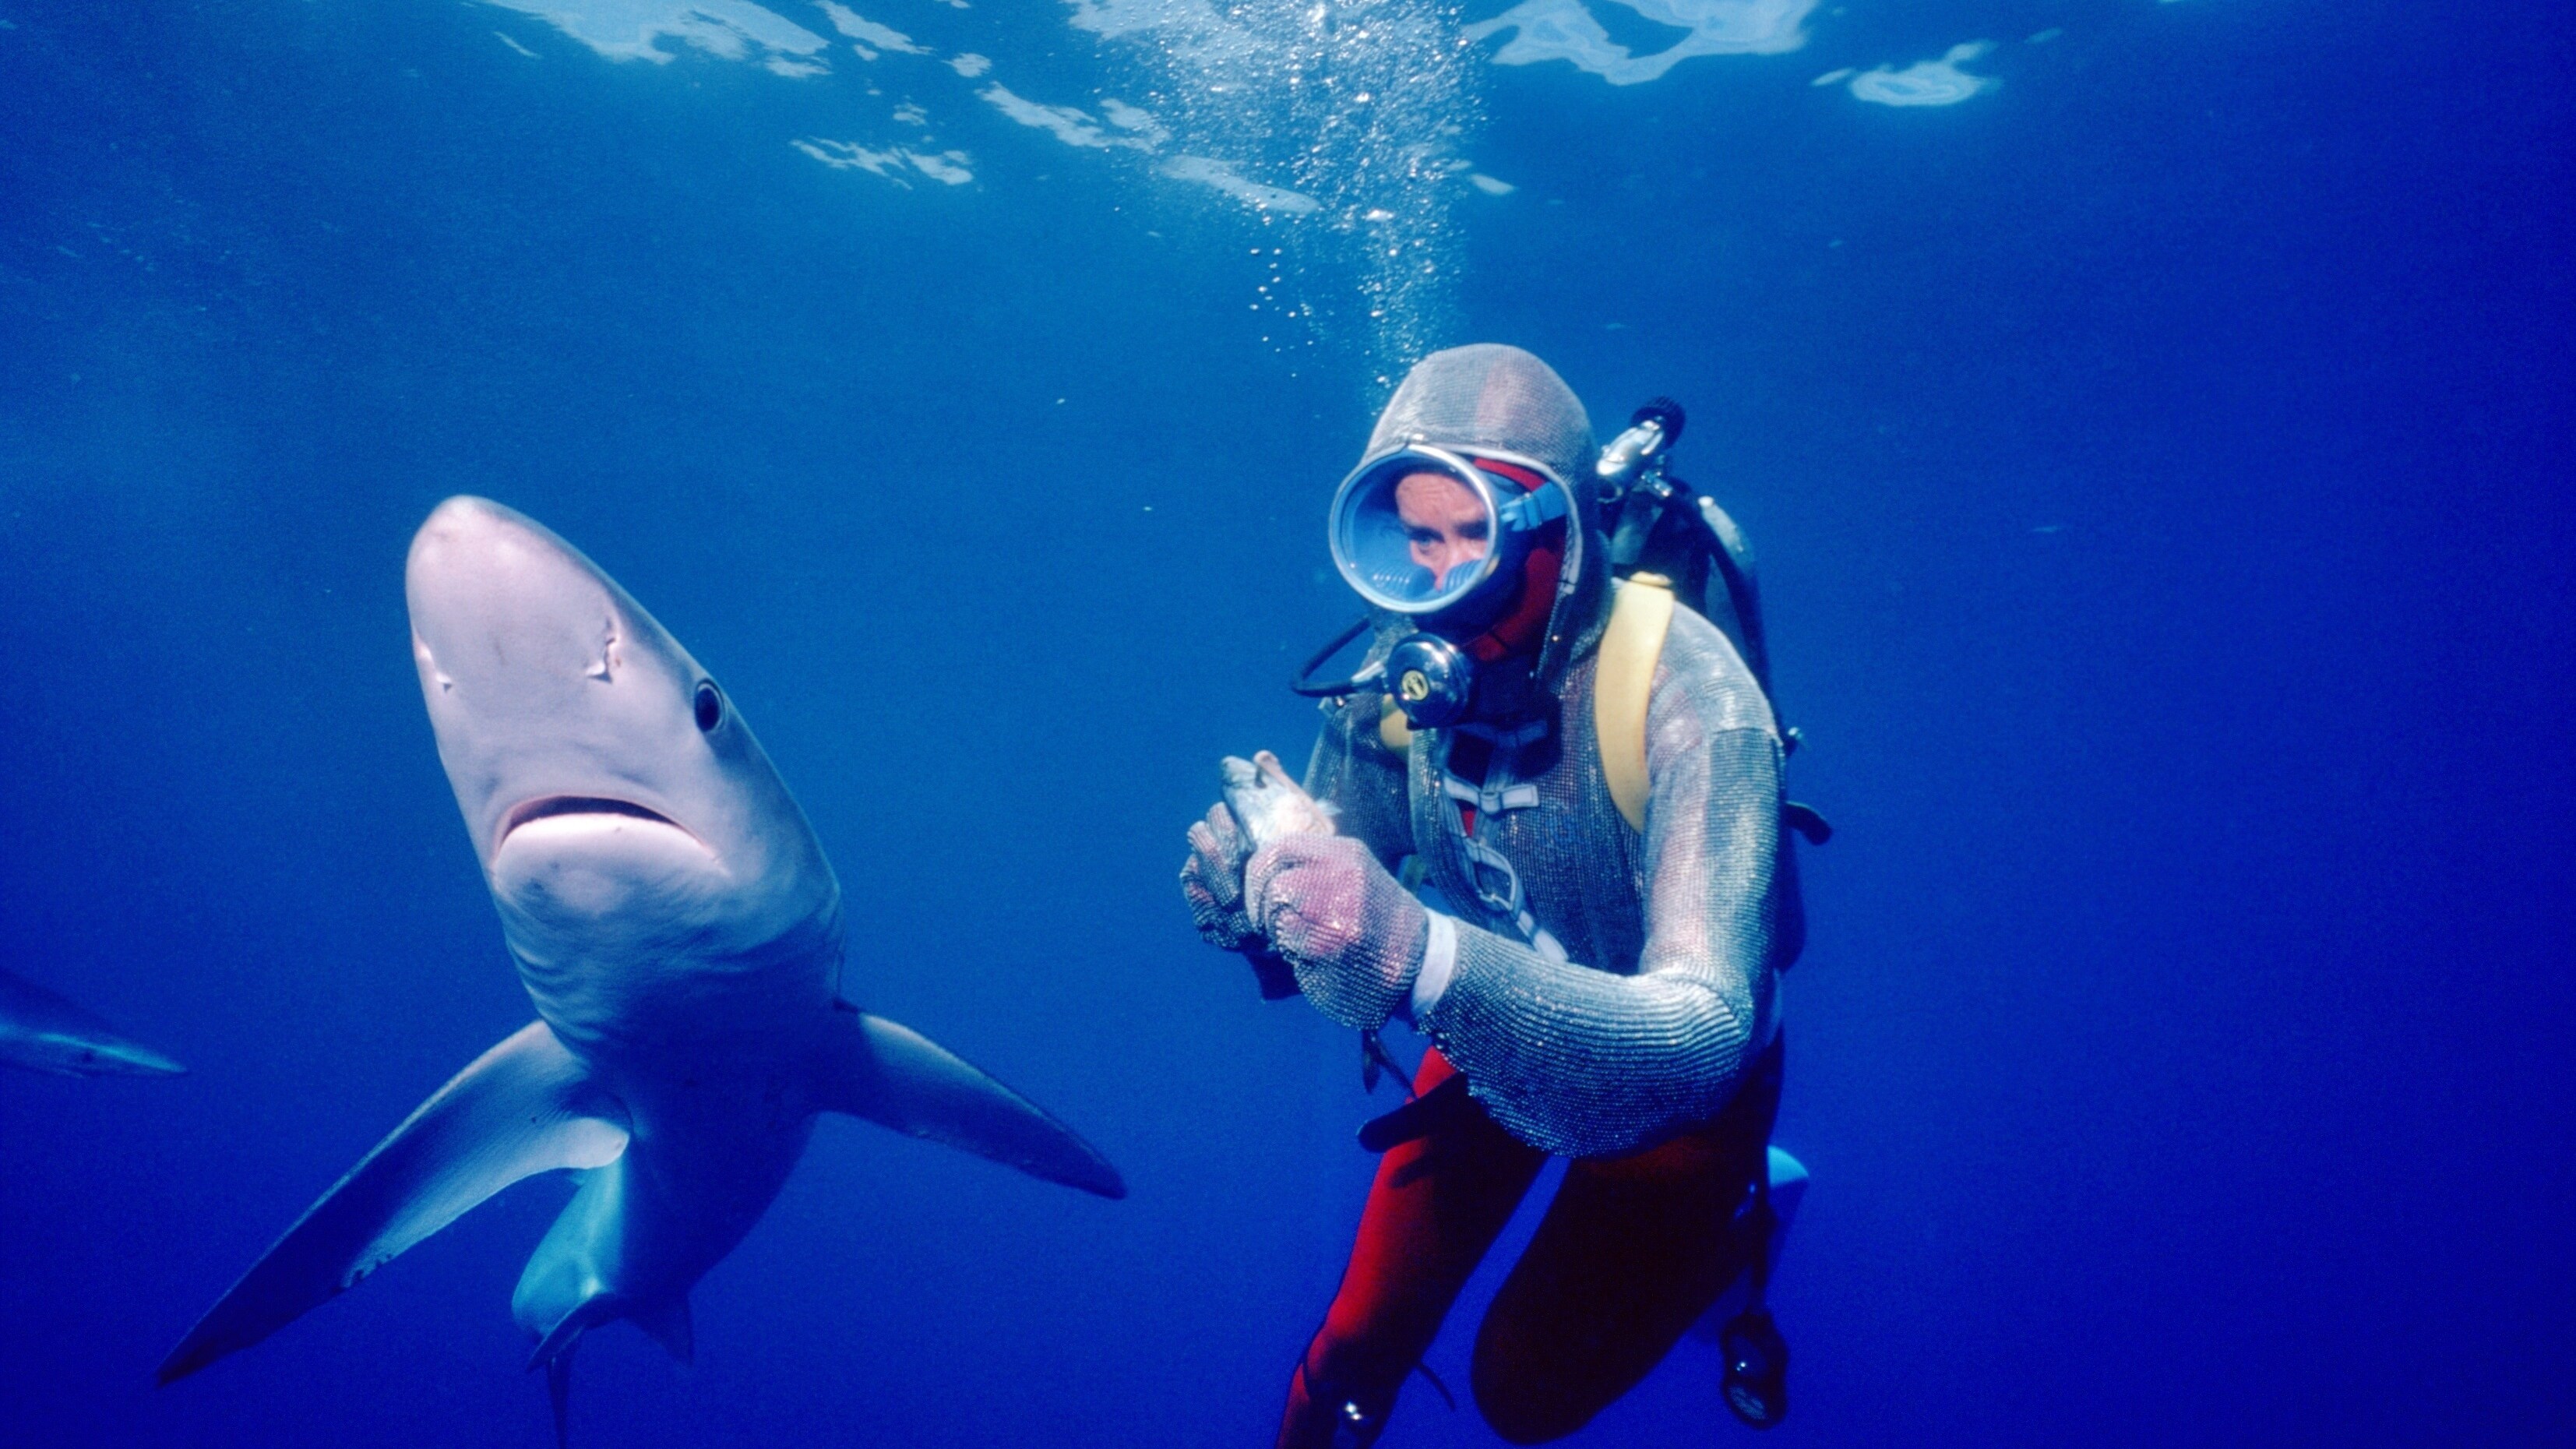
[693, 682, 724, 733]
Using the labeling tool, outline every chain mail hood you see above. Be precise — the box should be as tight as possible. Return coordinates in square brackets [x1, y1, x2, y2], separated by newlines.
[1355, 344, 1610, 691]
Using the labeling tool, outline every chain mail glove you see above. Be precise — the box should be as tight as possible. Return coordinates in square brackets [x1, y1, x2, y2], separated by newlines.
[1181, 803, 1260, 951]
[1244, 834, 1428, 1031]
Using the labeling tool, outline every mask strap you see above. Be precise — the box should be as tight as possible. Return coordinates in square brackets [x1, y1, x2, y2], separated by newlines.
[1471, 458, 1570, 534]
[1496, 481, 1566, 532]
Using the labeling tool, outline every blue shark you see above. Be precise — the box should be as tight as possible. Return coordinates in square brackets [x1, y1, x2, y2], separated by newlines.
[0, 968, 185, 1077]
[160, 497, 1122, 1419]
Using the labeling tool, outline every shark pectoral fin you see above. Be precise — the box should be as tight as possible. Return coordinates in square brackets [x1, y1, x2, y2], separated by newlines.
[819, 1007, 1126, 1200]
[158, 1020, 630, 1384]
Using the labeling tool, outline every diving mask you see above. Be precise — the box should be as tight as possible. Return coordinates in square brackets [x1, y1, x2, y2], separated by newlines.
[1327, 446, 1570, 618]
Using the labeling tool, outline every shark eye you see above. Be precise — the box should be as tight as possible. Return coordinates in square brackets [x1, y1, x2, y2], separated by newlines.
[693, 682, 724, 733]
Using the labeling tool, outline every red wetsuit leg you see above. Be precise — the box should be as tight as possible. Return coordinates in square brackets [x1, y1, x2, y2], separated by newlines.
[1277, 1046, 1547, 1449]
[1469, 1037, 1785, 1444]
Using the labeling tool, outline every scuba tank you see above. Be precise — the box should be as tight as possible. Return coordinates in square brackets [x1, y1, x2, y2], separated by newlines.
[1598, 400, 1771, 724]
[1596, 398, 1832, 852]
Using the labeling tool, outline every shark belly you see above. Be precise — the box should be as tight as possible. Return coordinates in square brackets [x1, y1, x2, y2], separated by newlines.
[504, 925, 839, 1067]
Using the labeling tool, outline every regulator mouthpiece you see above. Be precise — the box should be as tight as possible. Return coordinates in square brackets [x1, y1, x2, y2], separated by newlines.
[1384, 634, 1475, 730]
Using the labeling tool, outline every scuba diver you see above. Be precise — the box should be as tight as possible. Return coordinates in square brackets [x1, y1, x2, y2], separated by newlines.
[1182, 345, 1817, 1446]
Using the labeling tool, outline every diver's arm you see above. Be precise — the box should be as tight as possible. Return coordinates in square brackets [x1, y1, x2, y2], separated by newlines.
[1418, 667, 1783, 1158]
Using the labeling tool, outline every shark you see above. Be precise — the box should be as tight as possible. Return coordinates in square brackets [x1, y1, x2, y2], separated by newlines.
[0, 968, 185, 1077]
[159, 497, 1124, 1431]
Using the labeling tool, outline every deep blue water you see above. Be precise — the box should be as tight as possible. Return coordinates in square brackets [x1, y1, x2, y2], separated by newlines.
[3, 1, 2570, 1444]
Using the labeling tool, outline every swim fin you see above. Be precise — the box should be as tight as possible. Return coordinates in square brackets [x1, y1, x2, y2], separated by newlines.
[1719, 1306, 1788, 1429]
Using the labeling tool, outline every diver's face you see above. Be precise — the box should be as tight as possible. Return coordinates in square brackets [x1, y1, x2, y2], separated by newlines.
[1395, 471, 1491, 590]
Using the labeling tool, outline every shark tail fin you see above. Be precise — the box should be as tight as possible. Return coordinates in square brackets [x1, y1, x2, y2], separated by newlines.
[518, 1280, 686, 1449]
[533, 1296, 678, 1449]
[157, 1020, 629, 1384]
[526, 1288, 622, 1370]
[547, 1348, 575, 1449]
[818, 1004, 1126, 1200]
[633, 1293, 693, 1366]
[519, 1285, 690, 1368]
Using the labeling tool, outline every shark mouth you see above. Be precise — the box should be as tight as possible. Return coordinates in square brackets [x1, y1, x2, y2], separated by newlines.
[499, 795, 700, 851]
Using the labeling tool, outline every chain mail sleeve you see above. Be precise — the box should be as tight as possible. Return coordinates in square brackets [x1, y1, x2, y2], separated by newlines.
[1418, 622, 1787, 1158]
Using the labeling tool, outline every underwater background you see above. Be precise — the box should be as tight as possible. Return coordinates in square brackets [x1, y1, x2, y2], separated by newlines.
[2, 1, 2569, 1444]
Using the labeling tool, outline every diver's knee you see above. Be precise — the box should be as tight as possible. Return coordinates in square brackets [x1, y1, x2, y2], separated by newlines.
[1300, 1330, 1396, 1404]
[1469, 1345, 1598, 1445]
[1477, 1391, 1595, 1445]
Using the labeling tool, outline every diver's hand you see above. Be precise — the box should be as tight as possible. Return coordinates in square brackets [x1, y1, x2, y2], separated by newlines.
[1244, 834, 1427, 1032]
[1181, 803, 1260, 952]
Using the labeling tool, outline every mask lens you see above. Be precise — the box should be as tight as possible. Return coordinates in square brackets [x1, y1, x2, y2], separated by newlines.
[1329, 451, 1505, 615]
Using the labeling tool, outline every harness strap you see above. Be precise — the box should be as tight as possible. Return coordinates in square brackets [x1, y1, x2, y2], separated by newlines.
[1595, 573, 1677, 831]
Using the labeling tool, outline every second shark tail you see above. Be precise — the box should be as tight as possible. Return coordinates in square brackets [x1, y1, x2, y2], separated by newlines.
[0, 967, 186, 1077]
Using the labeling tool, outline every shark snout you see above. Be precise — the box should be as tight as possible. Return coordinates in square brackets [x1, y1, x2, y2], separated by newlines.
[406, 496, 722, 861]
[407, 495, 568, 590]
[407, 497, 629, 686]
